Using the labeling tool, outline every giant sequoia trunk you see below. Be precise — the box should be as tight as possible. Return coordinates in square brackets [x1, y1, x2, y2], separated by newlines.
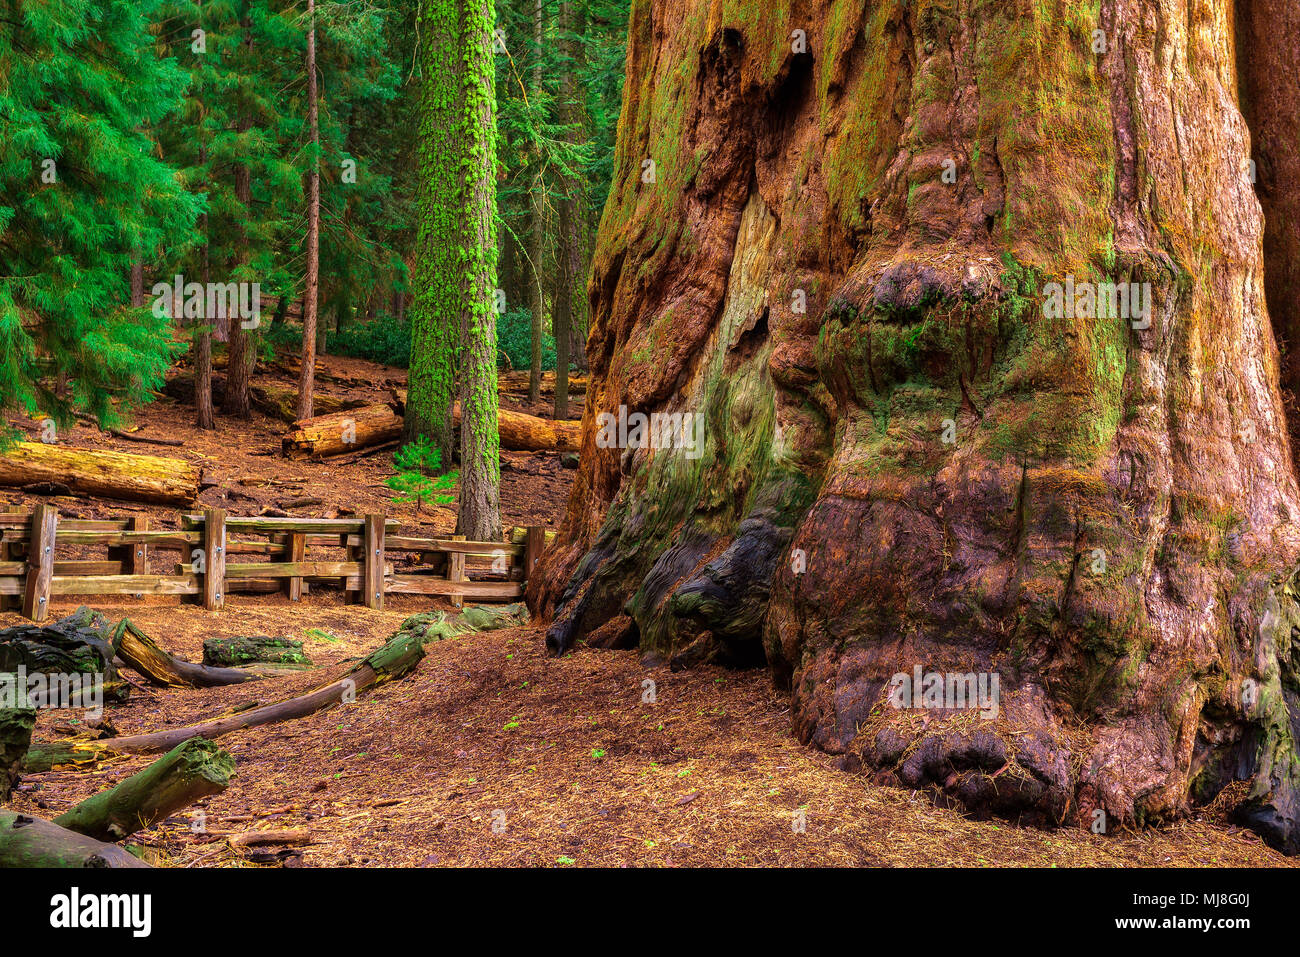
[529, 0, 1300, 852]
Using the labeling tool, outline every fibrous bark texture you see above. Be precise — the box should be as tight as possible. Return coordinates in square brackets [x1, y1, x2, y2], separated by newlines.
[530, 0, 1300, 851]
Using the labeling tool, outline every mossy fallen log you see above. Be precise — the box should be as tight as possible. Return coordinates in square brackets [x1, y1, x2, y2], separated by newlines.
[1, 708, 36, 800]
[53, 738, 234, 841]
[23, 740, 102, 773]
[0, 811, 151, 868]
[0, 442, 199, 506]
[202, 635, 311, 669]
[112, 619, 256, 689]
[36, 630, 425, 756]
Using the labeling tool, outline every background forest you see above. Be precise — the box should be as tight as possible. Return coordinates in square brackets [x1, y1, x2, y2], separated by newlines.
[0, 0, 630, 430]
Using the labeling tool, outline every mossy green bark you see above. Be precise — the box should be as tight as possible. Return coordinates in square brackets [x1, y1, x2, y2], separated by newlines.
[407, 0, 462, 462]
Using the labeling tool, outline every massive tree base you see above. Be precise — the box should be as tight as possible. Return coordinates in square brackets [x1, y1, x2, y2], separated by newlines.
[530, 0, 1300, 853]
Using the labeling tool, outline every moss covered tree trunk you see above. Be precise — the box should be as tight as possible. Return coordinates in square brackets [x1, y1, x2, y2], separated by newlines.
[529, 0, 1300, 852]
[405, 0, 459, 462]
[456, 0, 503, 541]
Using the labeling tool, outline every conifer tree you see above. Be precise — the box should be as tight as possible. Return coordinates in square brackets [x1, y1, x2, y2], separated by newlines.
[0, 0, 200, 434]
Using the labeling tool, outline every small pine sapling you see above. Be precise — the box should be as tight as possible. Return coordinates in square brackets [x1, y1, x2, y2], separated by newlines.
[386, 437, 456, 513]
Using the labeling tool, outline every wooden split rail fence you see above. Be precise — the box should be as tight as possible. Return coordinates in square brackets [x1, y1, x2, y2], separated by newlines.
[0, 505, 547, 623]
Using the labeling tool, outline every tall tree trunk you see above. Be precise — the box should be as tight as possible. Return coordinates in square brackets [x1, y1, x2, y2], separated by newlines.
[223, 5, 254, 418]
[529, 0, 1300, 855]
[196, 229, 214, 430]
[193, 0, 215, 431]
[130, 259, 144, 309]
[1238, 0, 1300, 465]
[551, 0, 579, 420]
[526, 0, 545, 404]
[296, 0, 321, 421]
[456, 0, 502, 540]
[406, 0, 460, 463]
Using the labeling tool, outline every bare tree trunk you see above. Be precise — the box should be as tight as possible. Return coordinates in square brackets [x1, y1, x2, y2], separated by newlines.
[526, 0, 545, 404]
[296, 0, 321, 422]
[196, 229, 215, 429]
[130, 259, 144, 309]
[551, 0, 579, 421]
[223, 6, 254, 419]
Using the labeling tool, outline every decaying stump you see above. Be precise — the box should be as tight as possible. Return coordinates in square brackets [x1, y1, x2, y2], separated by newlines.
[202, 635, 311, 669]
[0, 608, 128, 705]
[0, 442, 198, 505]
[111, 619, 257, 689]
[1, 709, 36, 800]
[0, 811, 151, 868]
[53, 738, 234, 842]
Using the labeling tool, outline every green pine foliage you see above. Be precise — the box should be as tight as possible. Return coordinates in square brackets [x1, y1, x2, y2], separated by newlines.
[0, 0, 200, 434]
[385, 437, 456, 513]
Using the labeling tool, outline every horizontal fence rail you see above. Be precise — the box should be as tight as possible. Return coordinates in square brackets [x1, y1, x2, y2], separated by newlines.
[0, 505, 548, 622]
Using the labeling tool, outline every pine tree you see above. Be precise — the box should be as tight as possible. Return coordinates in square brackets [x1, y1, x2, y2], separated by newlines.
[295, 0, 320, 420]
[0, 0, 200, 434]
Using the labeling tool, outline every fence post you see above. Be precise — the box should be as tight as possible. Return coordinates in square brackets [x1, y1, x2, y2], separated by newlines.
[130, 516, 150, 575]
[448, 535, 466, 609]
[0, 506, 24, 611]
[202, 507, 226, 610]
[22, 504, 58, 622]
[524, 526, 546, 580]
[363, 514, 385, 610]
[285, 531, 306, 601]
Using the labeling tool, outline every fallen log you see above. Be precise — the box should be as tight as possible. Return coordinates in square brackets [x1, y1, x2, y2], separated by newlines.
[0, 609, 130, 705]
[202, 635, 310, 669]
[480, 407, 581, 453]
[53, 738, 235, 842]
[1, 709, 36, 800]
[23, 740, 102, 772]
[112, 619, 258, 689]
[0, 442, 199, 506]
[0, 811, 151, 868]
[251, 383, 364, 425]
[282, 402, 403, 459]
[227, 828, 311, 847]
[391, 390, 582, 453]
[42, 629, 425, 756]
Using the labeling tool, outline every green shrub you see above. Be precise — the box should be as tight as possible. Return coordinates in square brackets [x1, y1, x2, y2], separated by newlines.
[497, 306, 555, 372]
[329, 314, 412, 368]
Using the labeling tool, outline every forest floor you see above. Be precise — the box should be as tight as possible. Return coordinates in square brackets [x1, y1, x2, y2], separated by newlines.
[1, 352, 1294, 867]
